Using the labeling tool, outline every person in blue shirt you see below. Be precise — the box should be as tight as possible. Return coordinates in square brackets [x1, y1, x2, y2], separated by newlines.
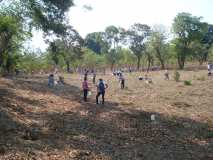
[96, 79, 108, 105]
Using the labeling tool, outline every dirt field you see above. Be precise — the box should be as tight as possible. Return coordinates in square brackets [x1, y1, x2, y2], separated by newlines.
[0, 70, 213, 160]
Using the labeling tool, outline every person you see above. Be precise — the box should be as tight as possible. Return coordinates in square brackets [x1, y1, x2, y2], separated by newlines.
[58, 76, 65, 85]
[82, 77, 89, 102]
[121, 76, 125, 89]
[48, 74, 54, 87]
[208, 63, 212, 76]
[164, 70, 169, 80]
[96, 79, 108, 105]
[92, 72, 96, 84]
[119, 74, 125, 89]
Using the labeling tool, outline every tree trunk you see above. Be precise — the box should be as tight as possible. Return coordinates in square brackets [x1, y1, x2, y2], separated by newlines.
[66, 61, 71, 73]
[178, 56, 185, 70]
[156, 48, 165, 70]
[137, 56, 141, 71]
[199, 59, 203, 66]
[146, 54, 152, 73]
[0, 53, 3, 67]
[147, 59, 151, 73]
[110, 63, 114, 71]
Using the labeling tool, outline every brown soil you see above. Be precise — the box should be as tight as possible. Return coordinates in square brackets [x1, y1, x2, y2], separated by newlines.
[0, 70, 212, 160]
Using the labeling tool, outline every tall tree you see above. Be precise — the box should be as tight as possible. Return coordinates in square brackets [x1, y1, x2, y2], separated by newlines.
[0, 13, 29, 72]
[201, 24, 213, 63]
[84, 32, 109, 54]
[172, 12, 208, 69]
[149, 25, 168, 69]
[47, 27, 84, 72]
[104, 26, 124, 70]
[105, 26, 120, 49]
[126, 23, 151, 70]
[61, 27, 84, 72]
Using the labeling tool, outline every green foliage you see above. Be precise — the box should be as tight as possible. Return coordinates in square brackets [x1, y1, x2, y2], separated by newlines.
[149, 25, 168, 69]
[0, 11, 29, 73]
[18, 50, 51, 73]
[190, 41, 209, 64]
[126, 23, 151, 70]
[117, 48, 137, 66]
[184, 80, 192, 86]
[208, 46, 213, 62]
[1, 0, 74, 35]
[81, 48, 106, 68]
[85, 32, 109, 54]
[105, 49, 119, 70]
[173, 70, 180, 82]
[105, 26, 120, 49]
[172, 12, 208, 69]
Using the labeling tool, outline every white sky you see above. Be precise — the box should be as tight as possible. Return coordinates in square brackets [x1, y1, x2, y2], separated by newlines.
[30, 0, 213, 51]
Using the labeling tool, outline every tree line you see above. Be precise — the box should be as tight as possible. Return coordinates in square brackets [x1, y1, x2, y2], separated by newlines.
[1, 0, 213, 74]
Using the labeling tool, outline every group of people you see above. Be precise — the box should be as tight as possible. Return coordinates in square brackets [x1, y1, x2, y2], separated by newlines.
[113, 70, 125, 89]
[83, 70, 108, 104]
[82, 69, 127, 104]
[48, 74, 65, 87]
[82, 76, 108, 105]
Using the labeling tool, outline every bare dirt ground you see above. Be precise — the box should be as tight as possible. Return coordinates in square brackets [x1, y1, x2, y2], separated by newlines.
[0, 70, 213, 160]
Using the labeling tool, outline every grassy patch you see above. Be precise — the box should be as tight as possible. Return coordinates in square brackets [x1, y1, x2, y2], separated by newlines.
[184, 80, 192, 86]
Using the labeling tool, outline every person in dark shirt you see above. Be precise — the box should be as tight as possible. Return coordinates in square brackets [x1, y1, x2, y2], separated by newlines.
[82, 77, 89, 102]
[96, 79, 108, 105]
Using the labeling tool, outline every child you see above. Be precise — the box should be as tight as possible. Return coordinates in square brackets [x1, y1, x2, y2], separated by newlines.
[82, 77, 89, 102]
[48, 74, 54, 87]
[119, 75, 125, 89]
[96, 79, 108, 105]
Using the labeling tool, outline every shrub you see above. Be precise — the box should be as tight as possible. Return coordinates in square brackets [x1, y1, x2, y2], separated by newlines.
[184, 80, 192, 86]
[173, 70, 180, 82]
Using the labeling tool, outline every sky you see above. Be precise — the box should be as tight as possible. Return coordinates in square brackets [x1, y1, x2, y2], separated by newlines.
[30, 0, 213, 51]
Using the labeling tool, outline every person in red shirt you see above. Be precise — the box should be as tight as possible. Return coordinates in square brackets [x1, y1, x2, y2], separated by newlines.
[82, 77, 89, 102]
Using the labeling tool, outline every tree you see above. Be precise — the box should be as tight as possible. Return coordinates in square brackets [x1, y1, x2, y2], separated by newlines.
[125, 23, 151, 70]
[46, 27, 84, 72]
[81, 48, 106, 69]
[200, 24, 213, 63]
[117, 48, 137, 67]
[149, 25, 168, 69]
[105, 26, 120, 49]
[190, 40, 209, 65]
[0, 13, 28, 73]
[104, 26, 124, 70]
[1, 0, 74, 35]
[105, 48, 121, 70]
[84, 32, 109, 54]
[144, 42, 155, 72]
[172, 12, 208, 69]
[61, 27, 84, 72]
[48, 41, 61, 66]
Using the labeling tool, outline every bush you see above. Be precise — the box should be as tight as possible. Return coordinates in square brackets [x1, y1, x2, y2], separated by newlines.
[184, 80, 192, 86]
[173, 70, 180, 82]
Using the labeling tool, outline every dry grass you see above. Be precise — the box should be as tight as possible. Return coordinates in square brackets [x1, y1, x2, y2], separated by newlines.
[0, 70, 213, 160]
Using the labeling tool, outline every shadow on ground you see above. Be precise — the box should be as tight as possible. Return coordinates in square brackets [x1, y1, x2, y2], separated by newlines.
[0, 76, 212, 160]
